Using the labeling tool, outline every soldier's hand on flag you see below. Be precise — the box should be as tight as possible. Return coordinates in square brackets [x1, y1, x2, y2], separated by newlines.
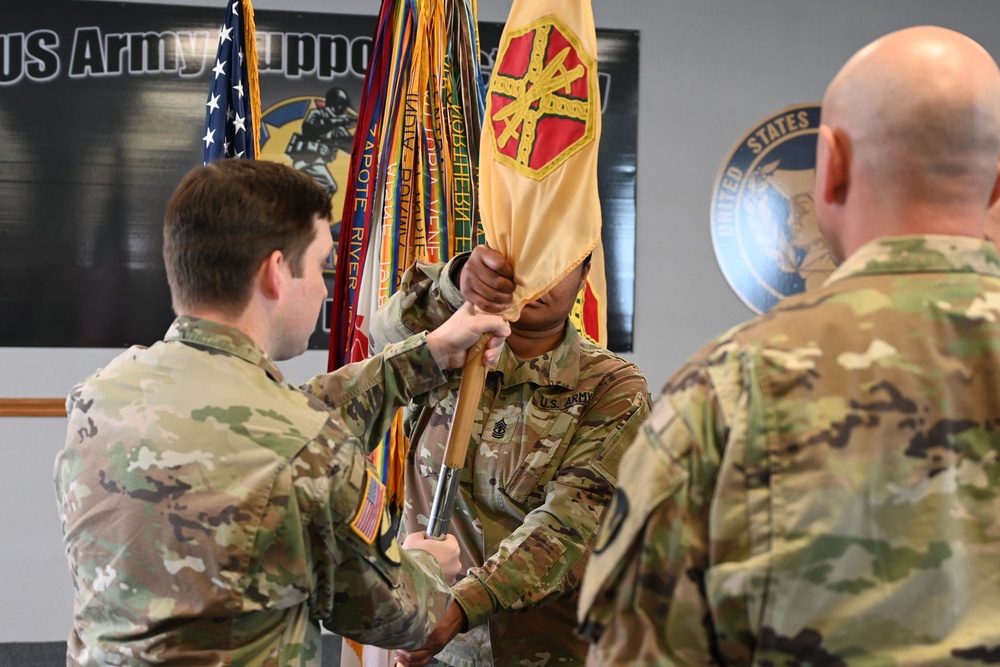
[394, 602, 466, 667]
[426, 302, 510, 369]
[401, 531, 463, 582]
[457, 245, 515, 314]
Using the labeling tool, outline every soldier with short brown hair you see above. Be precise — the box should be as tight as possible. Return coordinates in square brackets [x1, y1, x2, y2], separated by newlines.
[55, 158, 510, 666]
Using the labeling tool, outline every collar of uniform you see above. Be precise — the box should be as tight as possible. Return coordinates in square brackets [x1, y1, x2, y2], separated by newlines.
[164, 316, 285, 383]
[492, 320, 581, 389]
[824, 234, 1000, 286]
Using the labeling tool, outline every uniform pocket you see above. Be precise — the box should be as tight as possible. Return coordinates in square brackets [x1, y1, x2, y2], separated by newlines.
[500, 408, 577, 504]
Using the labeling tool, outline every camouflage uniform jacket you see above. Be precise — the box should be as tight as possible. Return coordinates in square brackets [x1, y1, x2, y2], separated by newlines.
[55, 317, 454, 667]
[370, 255, 650, 667]
[579, 235, 1000, 666]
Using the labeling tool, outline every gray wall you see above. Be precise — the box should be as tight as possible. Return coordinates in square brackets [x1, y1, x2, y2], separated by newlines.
[3, 0, 999, 643]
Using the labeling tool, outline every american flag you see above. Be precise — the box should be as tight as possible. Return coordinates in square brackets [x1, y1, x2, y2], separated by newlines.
[202, 0, 257, 163]
[351, 469, 385, 543]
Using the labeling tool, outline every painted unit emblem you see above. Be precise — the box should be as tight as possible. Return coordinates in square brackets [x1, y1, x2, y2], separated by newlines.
[488, 14, 597, 180]
[710, 104, 838, 314]
[259, 91, 357, 273]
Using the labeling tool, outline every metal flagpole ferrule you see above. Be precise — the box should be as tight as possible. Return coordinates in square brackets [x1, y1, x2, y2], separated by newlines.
[427, 464, 463, 539]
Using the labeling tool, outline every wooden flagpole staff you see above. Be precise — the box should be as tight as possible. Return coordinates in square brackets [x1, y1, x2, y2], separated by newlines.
[426, 332, 490, 538]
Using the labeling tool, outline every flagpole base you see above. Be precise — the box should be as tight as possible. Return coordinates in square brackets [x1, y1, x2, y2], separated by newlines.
[427, 465, 462, 539]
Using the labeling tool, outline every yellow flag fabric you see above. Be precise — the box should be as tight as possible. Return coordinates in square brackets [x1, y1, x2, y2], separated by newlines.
[479, 0, 602, 320]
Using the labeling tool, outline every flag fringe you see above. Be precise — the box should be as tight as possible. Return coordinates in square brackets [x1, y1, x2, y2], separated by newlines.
[344, 637, 365, 661]
[242, 0, 261, 159]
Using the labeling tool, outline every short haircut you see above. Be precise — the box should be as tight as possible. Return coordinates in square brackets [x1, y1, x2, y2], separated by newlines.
[163, 159, 332, 315]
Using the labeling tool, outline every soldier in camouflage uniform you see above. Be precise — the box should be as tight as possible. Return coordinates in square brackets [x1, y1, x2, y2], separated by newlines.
[372, 246, 650, 667]
[579, 26, 1000, 666]
[54, 159, 510, 666]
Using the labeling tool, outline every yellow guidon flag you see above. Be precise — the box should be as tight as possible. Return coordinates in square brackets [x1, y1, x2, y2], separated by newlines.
[428, 0, 606, 536]
[480, 0, 603, 321]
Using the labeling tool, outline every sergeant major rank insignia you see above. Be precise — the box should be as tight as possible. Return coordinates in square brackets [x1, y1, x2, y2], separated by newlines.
[710, 104, 838, 313]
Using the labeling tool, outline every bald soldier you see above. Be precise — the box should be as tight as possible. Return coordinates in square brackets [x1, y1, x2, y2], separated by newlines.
[579, 26, 1000, 665]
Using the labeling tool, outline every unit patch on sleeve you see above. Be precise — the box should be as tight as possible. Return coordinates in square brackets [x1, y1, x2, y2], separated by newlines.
[593, 487, 629, 554]
[377, 507, 402, 566]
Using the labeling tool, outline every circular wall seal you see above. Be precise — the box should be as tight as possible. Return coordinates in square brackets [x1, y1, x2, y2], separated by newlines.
[710, 104, 837, 314]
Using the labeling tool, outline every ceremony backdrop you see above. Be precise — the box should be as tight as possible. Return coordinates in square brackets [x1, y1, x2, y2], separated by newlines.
[0, 0, 638, 351]
[7, 0, 1000, 652]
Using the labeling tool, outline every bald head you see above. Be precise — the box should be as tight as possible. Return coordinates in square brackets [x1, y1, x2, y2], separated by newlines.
[816, 27, 1000, 257]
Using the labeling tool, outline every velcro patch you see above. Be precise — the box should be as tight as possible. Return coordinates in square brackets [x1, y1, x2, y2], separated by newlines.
[647, 396, 678, 435]
[350, 469, 385, 544]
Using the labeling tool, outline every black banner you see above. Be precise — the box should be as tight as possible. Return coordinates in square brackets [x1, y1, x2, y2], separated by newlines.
[0, 1, 638, 351]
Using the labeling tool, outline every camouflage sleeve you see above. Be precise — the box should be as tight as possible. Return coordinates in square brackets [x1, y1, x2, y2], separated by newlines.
[577, 342, 746, 666]
[368, 254, 469, 351]
[301, 333, 446, 454]
[451, 369, 651, 629]
[303, 420, 454, 649]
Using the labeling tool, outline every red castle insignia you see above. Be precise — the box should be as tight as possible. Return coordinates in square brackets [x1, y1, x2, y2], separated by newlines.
[488, 15, 598, 180]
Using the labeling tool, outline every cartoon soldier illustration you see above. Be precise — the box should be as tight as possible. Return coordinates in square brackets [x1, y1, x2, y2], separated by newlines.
[286, 87, 358, 197]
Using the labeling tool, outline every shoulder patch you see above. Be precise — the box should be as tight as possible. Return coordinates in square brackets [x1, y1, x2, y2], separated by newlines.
[377, 508, 402, 566]
[647, 395, 678, 435]
[350, 468, 385, 544]
[593, 393, 648, 484]
[593, 488, 629, 554]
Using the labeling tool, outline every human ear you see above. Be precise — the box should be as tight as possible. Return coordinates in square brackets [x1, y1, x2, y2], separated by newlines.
[258, 250, 284, 300]
[988, 157, 1000, 208]
[816, 125, 849, 205]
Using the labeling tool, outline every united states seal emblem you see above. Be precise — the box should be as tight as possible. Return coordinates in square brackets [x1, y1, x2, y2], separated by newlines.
[710, 104, 837, 313]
